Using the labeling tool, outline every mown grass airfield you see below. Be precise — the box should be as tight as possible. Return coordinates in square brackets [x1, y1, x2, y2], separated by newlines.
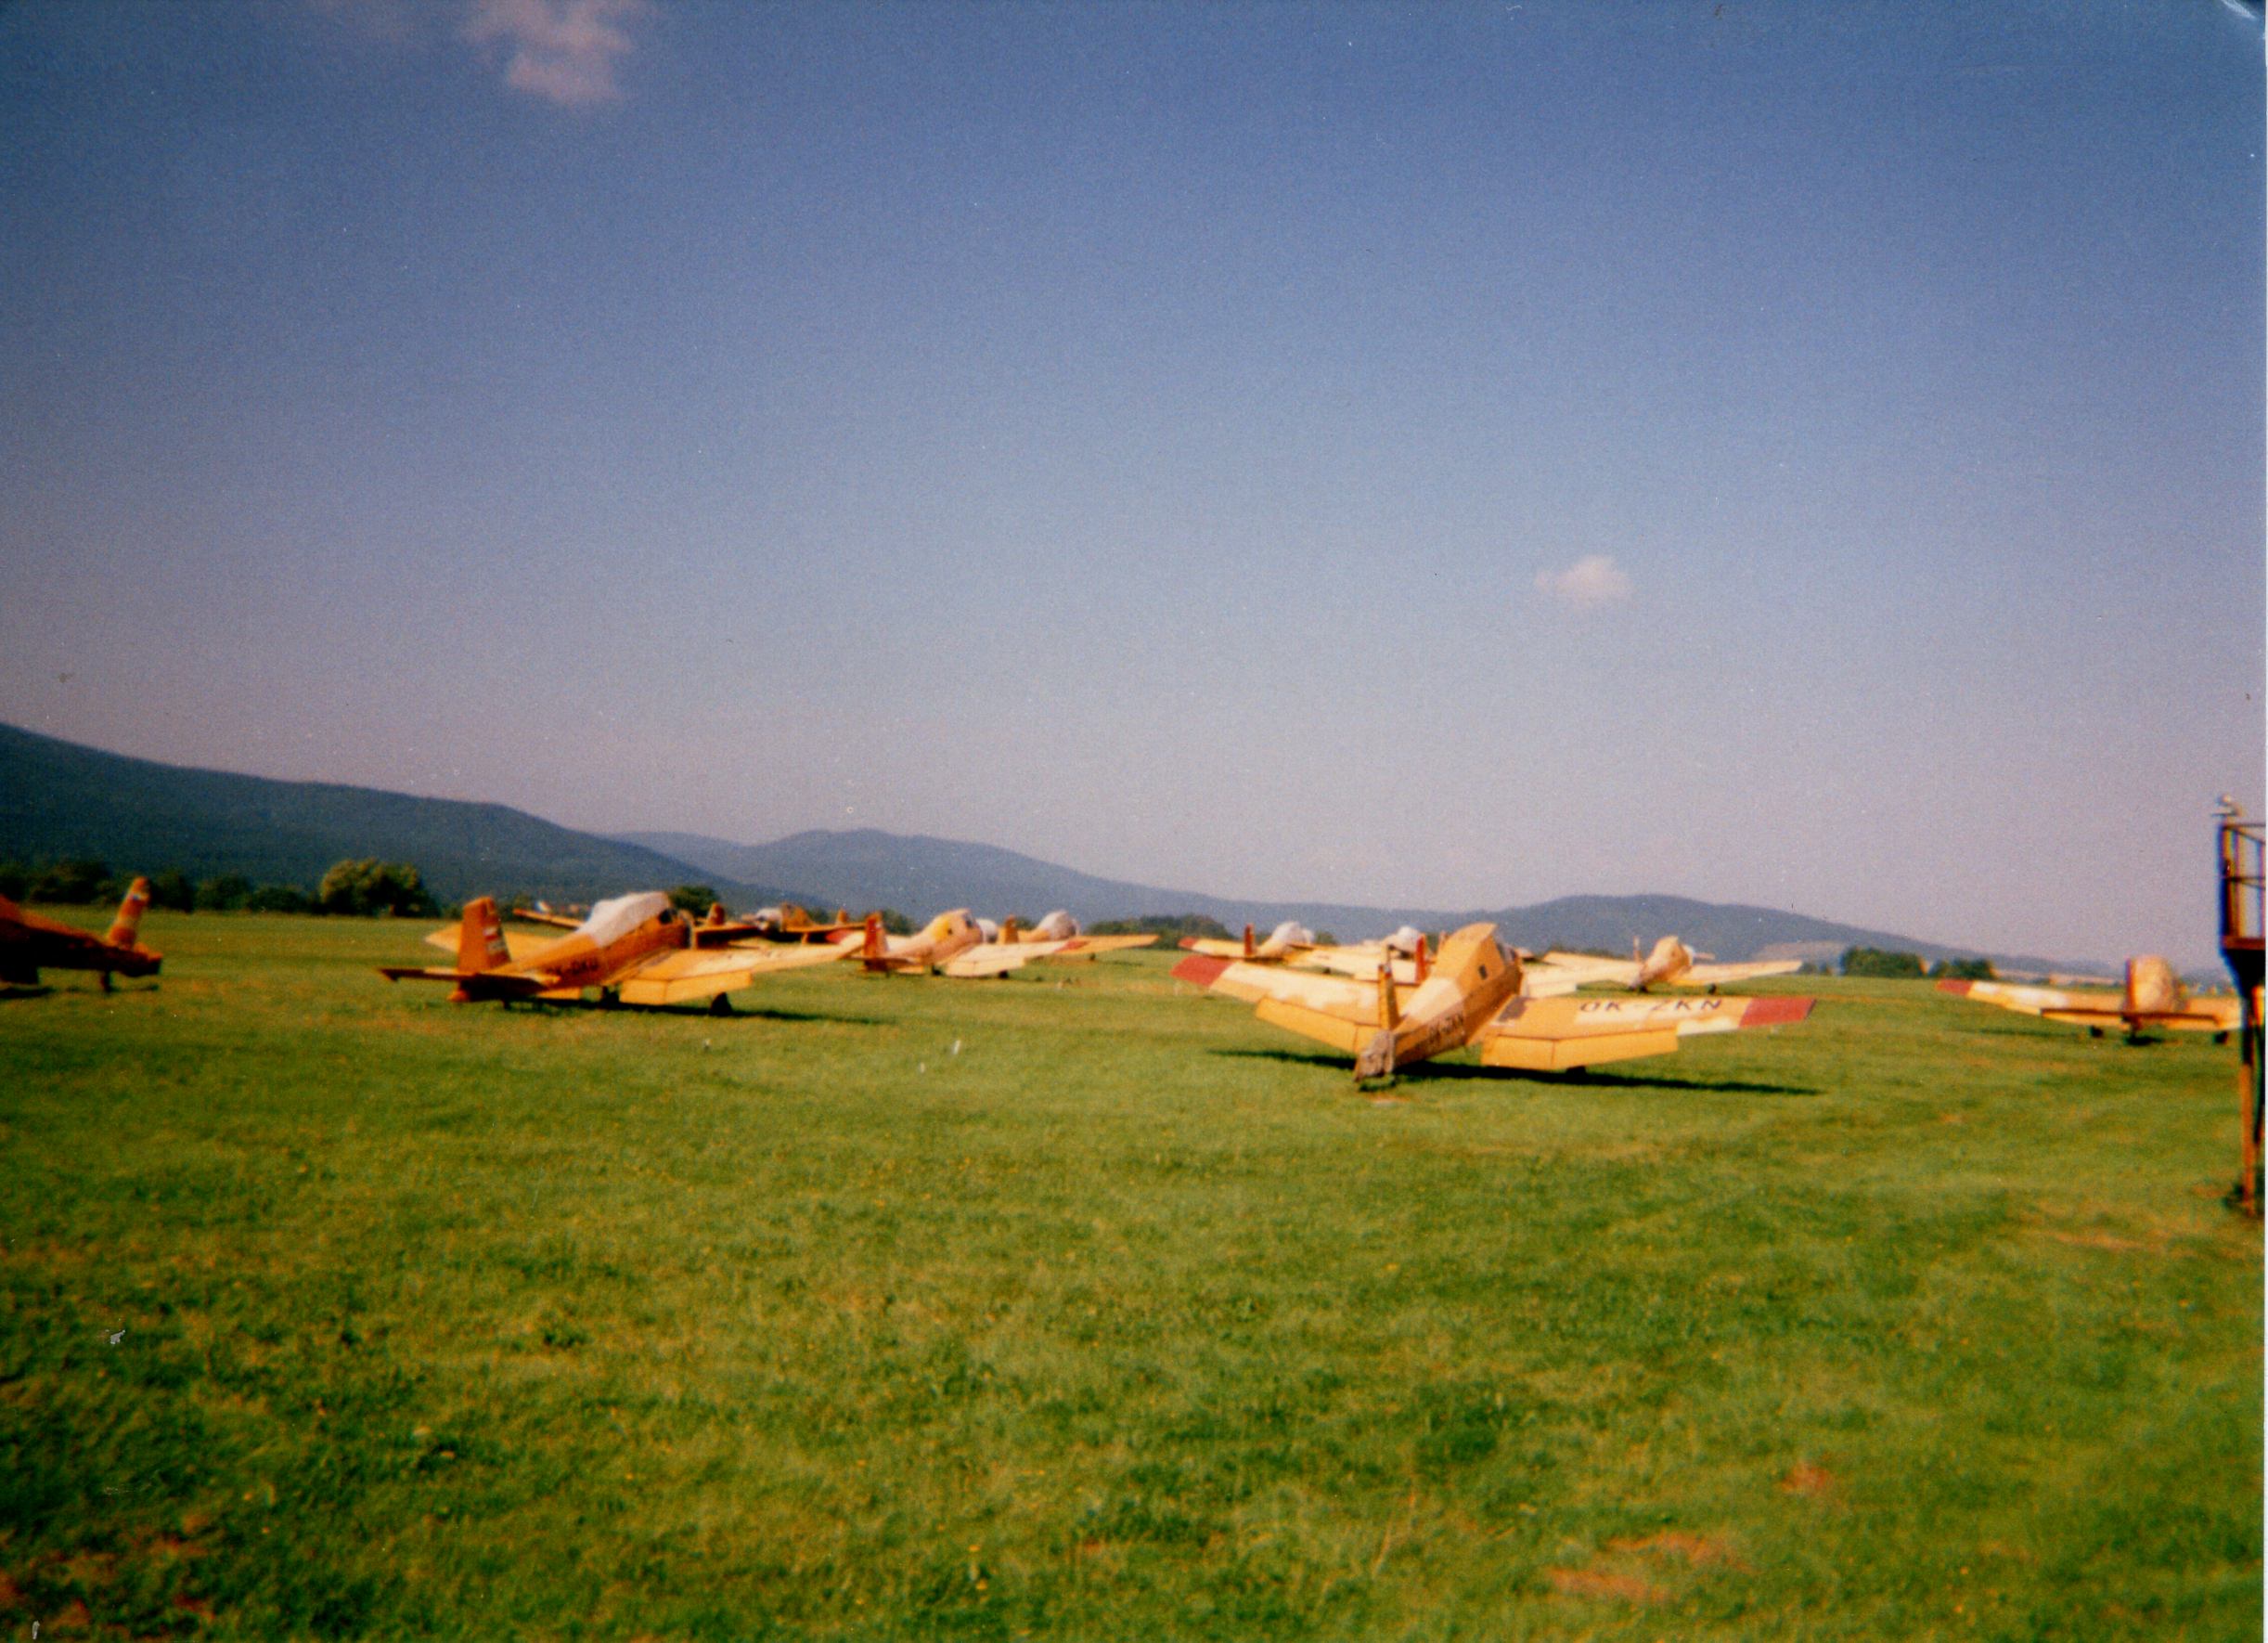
[4, 910, 2256, 1639]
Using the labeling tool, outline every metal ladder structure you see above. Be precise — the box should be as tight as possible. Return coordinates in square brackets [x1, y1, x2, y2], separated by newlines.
[2216, 801, 2264, 1216]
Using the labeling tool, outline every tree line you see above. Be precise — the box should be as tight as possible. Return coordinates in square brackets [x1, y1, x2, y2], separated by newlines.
[1839, 946, 1993, 980]
[0, 857, 437, 917]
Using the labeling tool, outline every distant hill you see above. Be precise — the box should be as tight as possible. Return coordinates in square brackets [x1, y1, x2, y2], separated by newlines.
[0, 722, 793, 908]
[621, 827, 2059, 970]
[0, 724, 2082, 970]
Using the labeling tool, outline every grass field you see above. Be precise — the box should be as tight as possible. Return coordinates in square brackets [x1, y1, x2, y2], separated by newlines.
[2, 909, 2259, 1639]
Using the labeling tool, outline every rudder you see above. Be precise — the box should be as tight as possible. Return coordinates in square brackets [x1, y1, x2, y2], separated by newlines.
[105, 877, 152, 948]
[457, 898, 510, 974]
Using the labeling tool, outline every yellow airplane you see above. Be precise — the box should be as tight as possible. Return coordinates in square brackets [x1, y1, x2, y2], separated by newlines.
[1937, 957, 2240, 1043]
[1538, 936, 1802, 993]
[741, 903, 869, 943]
[982, 910, 1157, 955]
[1286, 925, 1449, 985]
[846, 911, 1155, 977]
[516, 899, 865, 949]
[0, 877, 161, 991]
[380, 892, 849, 1010]
[1173, 922, 1812, 1079]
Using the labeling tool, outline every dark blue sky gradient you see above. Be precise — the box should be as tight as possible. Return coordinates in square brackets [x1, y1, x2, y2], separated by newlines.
[3, 1, 2260, 963]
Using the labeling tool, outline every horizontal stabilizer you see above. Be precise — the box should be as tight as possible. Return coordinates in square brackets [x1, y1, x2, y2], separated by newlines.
[376, 965, 548, 998]
[1479, 992, 1812, 1071]
[1254, 996, 1374, 1056]
[423, 926, 553, 963]
[1171, 953, 1233, 989]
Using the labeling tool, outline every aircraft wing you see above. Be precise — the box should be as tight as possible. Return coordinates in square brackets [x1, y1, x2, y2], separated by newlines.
[1936, 978, 2113, 1019]
[939, 933, 1159, 978]
[2173, 995, 2246, 1032]
[1534, 952, 1642, 989]
[376, 965, 555, 998]
[421, 926, 556, 962]
[1181, 938, 1256, 960]
[1939, 978, 2242, 1034]
[1058, 933, 1158, 955]
[1171, 952, 1382, 1034]
[1476, 992, 1813, 1072]
[1681, 960, 1804, 988]
[614, 940, 844, 1006]
[940, 941, 1046, 978]
[510, 909, 585, 929]
[1289, 943, 1393, 977]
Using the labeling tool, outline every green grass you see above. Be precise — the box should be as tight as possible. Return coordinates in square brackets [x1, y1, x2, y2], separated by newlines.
[1, 911, 2258, 1639]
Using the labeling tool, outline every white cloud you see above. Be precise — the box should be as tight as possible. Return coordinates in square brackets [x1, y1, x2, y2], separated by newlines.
[464, 0, 649, 107]
[1533, 554, 1633, 609]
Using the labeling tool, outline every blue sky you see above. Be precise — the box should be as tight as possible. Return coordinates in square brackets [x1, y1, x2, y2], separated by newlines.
[2, 0, 2261, 964]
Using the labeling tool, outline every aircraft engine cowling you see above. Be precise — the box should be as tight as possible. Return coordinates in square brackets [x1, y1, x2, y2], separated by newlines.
[2126, 955, 2183, 1016]
[1634, 935, 1694, 987]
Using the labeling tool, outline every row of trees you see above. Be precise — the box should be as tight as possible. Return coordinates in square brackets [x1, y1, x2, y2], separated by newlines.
[0, 857, 435, 918]
[1839, 946, 1994, 980]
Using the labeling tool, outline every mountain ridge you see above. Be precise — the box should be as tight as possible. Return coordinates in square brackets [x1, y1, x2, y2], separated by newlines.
[0, 722, 2100, 971]
[0, 721, 793, 908]
[620, 826, 2076, 973]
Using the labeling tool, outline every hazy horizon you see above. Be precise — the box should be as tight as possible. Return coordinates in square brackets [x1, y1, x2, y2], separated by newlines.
[4, 2, 2261, 969]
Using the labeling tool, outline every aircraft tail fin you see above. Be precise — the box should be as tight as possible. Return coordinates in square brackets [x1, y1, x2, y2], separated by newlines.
[1243, 923, 1256, 959]
[456, 897, 510, 974]
[105, 877, 152, 948]
[862, 912, 885, 964]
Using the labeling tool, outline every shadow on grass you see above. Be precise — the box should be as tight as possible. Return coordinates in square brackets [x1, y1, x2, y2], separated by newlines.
[1210, 1045, 1818, 1095]
[479, 1000, 891, 1027]
[0, 984, 57, 1002]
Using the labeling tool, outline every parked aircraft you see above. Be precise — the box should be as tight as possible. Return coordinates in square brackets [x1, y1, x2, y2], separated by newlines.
[1290, 926, 1441, 985]
[1179, 922, 1318, 964]
[1937, 958, 2240, 1042]
[980, 911, 1156, 957]
[519, 899, 866, 949]
[742, 904, 867, 943]
[1173, 923, 1811, 1079]
[0, 878, 161, 991]
[848, 911, 1155, 977]
[1538, 936, 1802, 993]
[380, 892, 849, 1010]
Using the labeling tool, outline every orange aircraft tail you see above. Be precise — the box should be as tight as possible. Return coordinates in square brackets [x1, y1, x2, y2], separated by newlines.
[862, 912, 885, 964]
[104, 877, 152, 948]
[456, 898, 510, 974]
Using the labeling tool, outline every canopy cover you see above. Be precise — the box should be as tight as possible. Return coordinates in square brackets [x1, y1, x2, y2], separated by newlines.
[577, 892, 673, 948]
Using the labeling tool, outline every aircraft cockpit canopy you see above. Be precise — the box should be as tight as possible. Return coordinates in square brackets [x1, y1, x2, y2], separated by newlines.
[577, 892, 673, 947]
